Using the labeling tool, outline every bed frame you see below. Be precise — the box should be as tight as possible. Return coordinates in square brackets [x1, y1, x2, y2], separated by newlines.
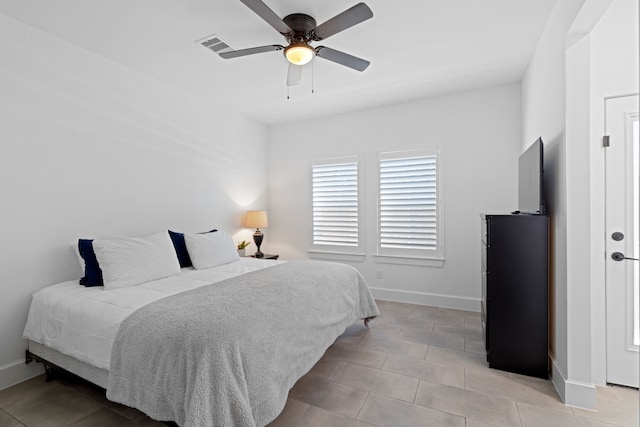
[25, 317, 375, 386]
[25, 315, 375, 426]
[25, 340, 109, 388]
[26, 341, 182, 426]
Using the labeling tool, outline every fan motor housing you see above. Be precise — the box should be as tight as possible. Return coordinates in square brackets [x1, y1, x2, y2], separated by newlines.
[283, 13, 317, 35]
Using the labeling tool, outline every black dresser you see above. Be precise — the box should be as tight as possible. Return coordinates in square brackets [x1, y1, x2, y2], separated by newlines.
[481, 214, 549, 378]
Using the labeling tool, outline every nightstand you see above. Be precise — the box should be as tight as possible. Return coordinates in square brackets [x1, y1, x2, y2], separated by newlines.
[250, 254, 279, 260]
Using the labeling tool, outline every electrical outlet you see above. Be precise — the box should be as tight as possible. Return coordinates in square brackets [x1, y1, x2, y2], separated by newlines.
[376, 270, 383, 279]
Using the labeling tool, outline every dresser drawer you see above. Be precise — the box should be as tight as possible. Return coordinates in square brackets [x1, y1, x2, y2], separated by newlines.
[481, 240, 487, 272]
[481, 299, 488, 351]
[481, 268, 487, 301]
[481, 218, 488, 246]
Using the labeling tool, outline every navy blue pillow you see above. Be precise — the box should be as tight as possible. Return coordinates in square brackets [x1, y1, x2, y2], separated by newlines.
[78, 239, 103, 287]
[168, 229, 217, 268]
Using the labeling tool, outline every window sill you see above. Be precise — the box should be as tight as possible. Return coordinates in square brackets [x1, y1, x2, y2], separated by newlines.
[308, 250, 366, 262]
[372, 254, 444, 267]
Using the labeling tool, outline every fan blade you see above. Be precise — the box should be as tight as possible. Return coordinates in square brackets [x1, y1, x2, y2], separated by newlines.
[287, 63, 302, 86]
[315, 46, 370, 71]
[219, 45, 283, 59]
[239, 0, 292, 34]
[312, 3, 373, 41]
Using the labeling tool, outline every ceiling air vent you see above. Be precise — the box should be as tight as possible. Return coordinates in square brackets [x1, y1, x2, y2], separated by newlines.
[198, 34, 233, 56]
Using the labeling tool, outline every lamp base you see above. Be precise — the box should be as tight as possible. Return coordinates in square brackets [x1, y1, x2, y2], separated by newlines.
[253, 230, 264, 258]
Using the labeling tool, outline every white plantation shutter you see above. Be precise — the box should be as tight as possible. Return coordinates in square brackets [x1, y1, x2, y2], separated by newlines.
[378, 150, 441, 257]
[311, 158, 360, 248]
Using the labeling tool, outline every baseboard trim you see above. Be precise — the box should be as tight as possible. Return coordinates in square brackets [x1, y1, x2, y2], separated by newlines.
[370, 287, 480, 312]
[550, 356, 597, 410]
[0, 358, 44, 391]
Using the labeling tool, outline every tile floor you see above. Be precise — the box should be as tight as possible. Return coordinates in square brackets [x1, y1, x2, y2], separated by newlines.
[1, 300, 638, 427]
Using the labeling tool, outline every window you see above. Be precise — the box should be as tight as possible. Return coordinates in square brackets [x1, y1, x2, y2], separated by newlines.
[310, 156, 362, 256]
[377, 149, 443, 263]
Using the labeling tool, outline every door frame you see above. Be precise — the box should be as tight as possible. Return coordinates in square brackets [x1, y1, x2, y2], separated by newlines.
[589, 93, 640, 387]
[603, 94, 640, 387]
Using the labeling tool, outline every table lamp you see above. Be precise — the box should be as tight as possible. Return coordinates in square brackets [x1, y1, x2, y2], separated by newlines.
[245, 210, 269, 258]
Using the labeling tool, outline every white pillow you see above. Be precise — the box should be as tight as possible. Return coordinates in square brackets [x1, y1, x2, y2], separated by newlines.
[184, 230, 239, 270]
[72, 241, 85, 271]
[92, 232, 181, 289]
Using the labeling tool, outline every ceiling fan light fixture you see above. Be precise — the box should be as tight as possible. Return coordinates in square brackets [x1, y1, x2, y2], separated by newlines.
[284, 42, 314, 65]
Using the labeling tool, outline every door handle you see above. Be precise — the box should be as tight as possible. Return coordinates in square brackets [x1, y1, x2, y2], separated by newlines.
[611, 252, 640, 261]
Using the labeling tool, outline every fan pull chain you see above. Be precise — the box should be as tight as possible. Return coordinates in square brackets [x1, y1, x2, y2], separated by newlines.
[287, 85, 290, 100]
[311, 60, 315, 94]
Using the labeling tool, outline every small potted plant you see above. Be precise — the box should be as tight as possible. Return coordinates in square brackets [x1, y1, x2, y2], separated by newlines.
[237, 240, 251, 257]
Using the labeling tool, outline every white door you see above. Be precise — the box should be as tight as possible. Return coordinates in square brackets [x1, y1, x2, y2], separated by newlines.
[605, 94, 639, 388]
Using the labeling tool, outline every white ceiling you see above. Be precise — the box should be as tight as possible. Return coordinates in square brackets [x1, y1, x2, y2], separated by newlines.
[0, 0, 557, 125]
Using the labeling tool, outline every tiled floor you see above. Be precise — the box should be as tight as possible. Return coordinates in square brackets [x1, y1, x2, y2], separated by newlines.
[1, 301, 638, 427]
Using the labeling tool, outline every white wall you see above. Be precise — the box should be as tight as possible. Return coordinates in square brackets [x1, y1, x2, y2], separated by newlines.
[590, 0, 639, 97]
[522, 0, 638, 408]
[521, 0, 583, 406]
[268, 84, 521, 310]
[588, 0, 639, 385]
[0, 14, 268, 389]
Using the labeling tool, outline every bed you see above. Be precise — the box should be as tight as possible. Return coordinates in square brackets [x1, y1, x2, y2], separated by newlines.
[22, 231, 379, 427]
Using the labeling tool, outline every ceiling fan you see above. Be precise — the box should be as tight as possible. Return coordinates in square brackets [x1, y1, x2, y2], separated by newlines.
[220, 0, 373, 86]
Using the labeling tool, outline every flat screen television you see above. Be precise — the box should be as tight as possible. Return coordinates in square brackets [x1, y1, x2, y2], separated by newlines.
[518, 137, 545, 215]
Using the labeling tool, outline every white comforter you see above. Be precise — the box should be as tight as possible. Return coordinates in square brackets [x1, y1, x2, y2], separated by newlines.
[23, 258, 283, 370]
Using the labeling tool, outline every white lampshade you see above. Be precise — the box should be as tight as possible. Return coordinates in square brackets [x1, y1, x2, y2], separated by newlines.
[284, 43, 314, 66]
[245, 210, 269, 229]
